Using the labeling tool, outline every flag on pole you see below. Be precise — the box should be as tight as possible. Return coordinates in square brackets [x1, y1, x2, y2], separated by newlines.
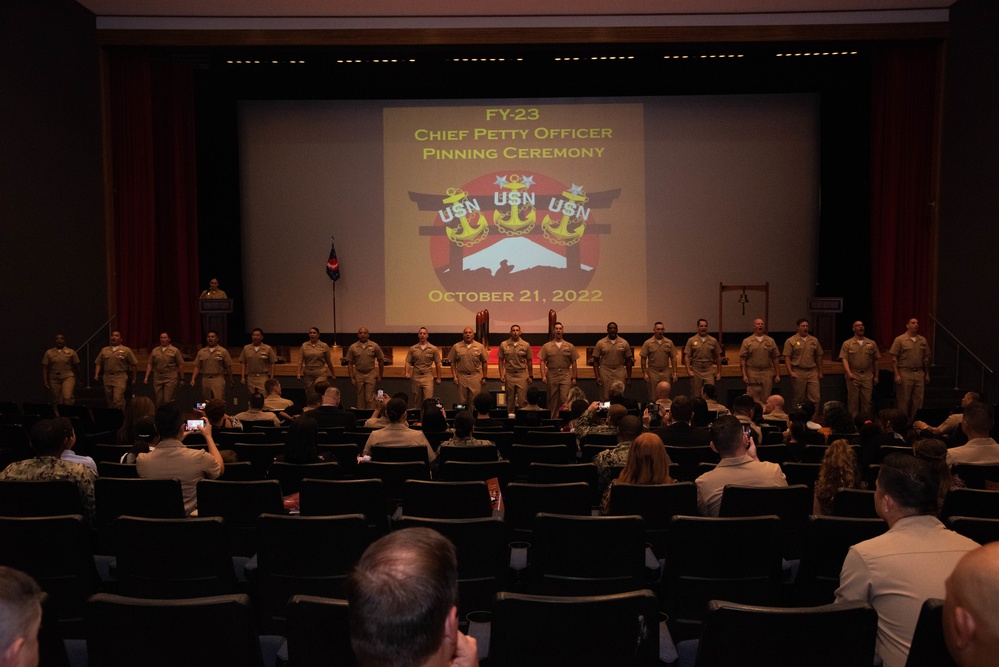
[326, 240, 341, 282]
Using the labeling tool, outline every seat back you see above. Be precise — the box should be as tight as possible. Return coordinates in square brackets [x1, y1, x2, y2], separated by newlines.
[0, 514, 100, 633]
[942, 488, 999, 522]
[401, 480, 493, 519]
[952, 463, 999, 490]
[528, 462, 598, 505]
[664, 446, 718, 482]
[665, 515, 783, 635]
[218, 460, 257, 481]
[905, 598, 958, 667]
[356, 460, 430, 512]
[754, 444, 793, 465]
[437, 444, 499, 463]
[268, 461, 342, 495]
[0, 479, 84, 517]
[229, 442, 285, 479]
[369, 444, 430, 465]
[502, 482, 591, 536]
[796, 515, 888, 605]
[396, 516, 508, 615]
[781, 462, 821, 488]
[299, 478, 388, 536]
[490, 590, 659, 666]
[86, 593, 264, 667]
[113, 515, 237, 599]
[94, 477, 185, 553]
[285, 595, 356, 667]
[97, 461, 138, 478]
[831, 488, 879, 518]
[608, 482, 697, 557]
[438, 460, 514, 487]
[255, 513, 368, 633]
[510, 444, 572, 478]
[532, 513, 647, 595]
[694, 599, 877, 667]
[947, 515, 999, 544]
[195, 479, 285, 556]
[93, 443, 131, 463]
[317, 443, 360, 476]
[719, 484, 813, 559]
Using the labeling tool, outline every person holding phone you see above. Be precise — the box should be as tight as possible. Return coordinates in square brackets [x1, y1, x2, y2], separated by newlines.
[136, 402, 225, 516]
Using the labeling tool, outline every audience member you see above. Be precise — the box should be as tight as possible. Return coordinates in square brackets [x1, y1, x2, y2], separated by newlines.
[690, 396, 711, 428]
[944, 542, 999, 667]
[913, 437, 960, 508]
[362, 397, 435, 463]
[695, 415, 787, 517]
[418, 398, 449, 434]
[813, 438, 861, 515]
[607, 380, 638, 412]
[233, 391, 281, 426]
[730, 394, 762, 446]
[471, 392, 504, 429]
[835, 453, 979, 667]
[0, 417, 97, 526]
[282, 415, 326, 464]
[203, 397, 241, 430]
[700, 384, 728, 415]
[653, 395, 711, 447]
[120, 416, 158, 464]
[311, 387, 358, 430]
[913, 391, 979, 441]
[55, 416, 96, 472]
[600, 432, 674, 515]
[0, 566, 43, 667]
[439, 411, 497, 452]
[117, 395, 156, 445]
[593, 415, 644, 495]
[762, 394, 789, 423]
[946, 402, 999, 465]
[345, 527, 478, 667]
[643, 380, 672, 429]
[136, 402, 225, 515]
[573, 402, 628, 442]
[263, 378, 295, 412]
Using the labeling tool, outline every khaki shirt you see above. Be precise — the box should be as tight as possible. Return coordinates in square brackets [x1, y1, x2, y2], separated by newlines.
[740, 335, 779, 370]
[889, 335, 930, 371]
[195, 346, 232, 376]
[301, 341, 331, 371]
[641, 336, 676, 371]
[43, 347, 79, 379]
[200, 288, 228, 299]
[783, 334, 823, 369]
[685, 335, 720, 365]
[239, 344, 276, 375]
[539, 340, 579, 370]
[346, 341, 384, 374]
[840, 338, 880, 373]
[406, 344, 441, 375]
[149, 345, 183, 379]
[448, 341, 487, 374]
[593, 336, 632, 368]
[98, 346, 137, 373]
[498, 339, 533, 372]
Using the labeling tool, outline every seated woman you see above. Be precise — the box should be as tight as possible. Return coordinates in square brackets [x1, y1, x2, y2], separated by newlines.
[913, 437, 962, 510]
[600, 432, 674, 515]
[281, 415, 326, 464]
[439, 411, 498, 452]
[120, 415, 158, 463]
[813, 438, 862, 515]
[559, 385, 588, 415]
[785, 407, 825, 461]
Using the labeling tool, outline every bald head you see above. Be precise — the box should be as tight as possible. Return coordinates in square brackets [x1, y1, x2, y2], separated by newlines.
[764, 395, 785, 414]
[322, 386, 342, 406]
[946, 543, 999, 666]
[656, 381, 672, 400]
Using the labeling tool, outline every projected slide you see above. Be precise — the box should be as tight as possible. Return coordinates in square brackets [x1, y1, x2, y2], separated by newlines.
[383, 104, 645, 328]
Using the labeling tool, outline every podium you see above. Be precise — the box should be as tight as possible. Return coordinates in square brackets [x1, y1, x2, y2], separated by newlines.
[199, 298, 233, 346]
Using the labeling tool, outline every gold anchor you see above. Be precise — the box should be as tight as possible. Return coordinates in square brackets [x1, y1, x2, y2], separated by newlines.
[493, 174, 536, 236]
[442, 188, 488, 247]
[542, 188, 587, 246]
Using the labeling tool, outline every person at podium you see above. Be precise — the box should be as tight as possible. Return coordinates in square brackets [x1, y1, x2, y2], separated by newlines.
[199, 277, 227, 299]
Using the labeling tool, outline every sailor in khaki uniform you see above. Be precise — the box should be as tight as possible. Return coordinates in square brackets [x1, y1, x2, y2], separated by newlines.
[641, 321, 678, 402]
[592, 322, 633, 401]
[840, 320, 881, 417]
[890, 318, 931, 422]
[405, 327, 442, 407]
[144, 332, 184, 406]
[739, 318, 781, 402]
[498, 325, 534, 410]
[42, 334, 80, 405]
[539, 322, 579, 418]
[190, 331, 232, 401]
[683, 319, 722, 399]
[94, 330, 137, 409]
[297, 327, 336, 400]
[346, 327, 384, 409]
[448, 327, 488, 406]
[783, 318, 824, 407]
[239, 328, 277, 396]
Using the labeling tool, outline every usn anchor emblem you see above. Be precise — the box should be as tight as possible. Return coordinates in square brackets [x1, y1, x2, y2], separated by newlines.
[441, 188, 488, 247]
[492, 174, 536, 236]
[542, 183, 588, 247]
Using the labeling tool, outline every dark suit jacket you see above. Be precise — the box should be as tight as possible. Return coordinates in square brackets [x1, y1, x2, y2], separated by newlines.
[311, 405, 358, 431]
[653, 422, 711, 447]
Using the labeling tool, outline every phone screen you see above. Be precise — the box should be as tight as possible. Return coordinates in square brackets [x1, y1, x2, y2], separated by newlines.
[186, 419, 205, 431]
[195, 402, 206, 411]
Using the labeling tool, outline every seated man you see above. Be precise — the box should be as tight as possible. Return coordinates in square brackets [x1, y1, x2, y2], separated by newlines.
[0, 417, 97, 527]
[653, 395, 711, 448]
[762, 394, 789, 423]
[53, 416, 96, 472]
[701, 384, 729, 416]
[263, 378, 296, 413]
[945, 542, 999, 667]
[730, 393, 763, 447]
[312, 386, 358, 431]
[946, 401, 999, 465]
[607, 380, 638, 412]
[914, 391, 979, 441]
[695, 414, 786, 517]
[440, 411, 498, 452]
[345, 527, 478, 667]
[836, 453, 979, 667]
[136, 402, 225, 516]
[643, 380, 672, 428]
[362, 397, 435, 463]
[472, 391, 505, 429]
[365, 393, 411, 430]
[0, 566, 43, 667]
[593, 415, 644, 495]
[233, 391, 281, 426]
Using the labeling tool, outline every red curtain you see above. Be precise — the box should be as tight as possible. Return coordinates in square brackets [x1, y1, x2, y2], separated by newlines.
[870, 43, 940, 349]
[107, 51, 200, 351]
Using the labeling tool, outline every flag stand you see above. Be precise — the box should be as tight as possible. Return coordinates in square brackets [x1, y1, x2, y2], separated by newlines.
[326, 236, 341, 349]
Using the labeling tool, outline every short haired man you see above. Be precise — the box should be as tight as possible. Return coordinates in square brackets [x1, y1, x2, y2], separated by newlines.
[730, 394, 762, 446]
[311, 387, 358, 431]
[695, 415, 787, 517]
[347, 327, 385, 410]
[653, 395, 712, 447]
[946, 402, 999, 465]
[136, 402, 225, 515]
[739, 318, 781, 403]
[783, 318, 824, 408]
[944, 542, 999, 667]
[592, 322, 633, 401]
[643, 381, 672, 428]
[890, 317, 931, 422]
[405, 327, 442, 408]
[263, 378, 294, 412]
[144, 332, 184, 406]
[498, 324, 533, 410]
[42, 333, 80, 406]
[538, 322, 579, 418]
[683, 319, 722, 400]
[448, 328, 488, 407]
[839, 320, 881, 417]
[345, 528, 478, 667]
[835, 454, 979, 667]
[233, 391, 281, 426]
[0, 418, 97, 526]
[914, 391, 980, 439]
[0, 566, 43, 667]
[94, 330, 137, 409]
[593, 414, 644, 495]
[239, 328, 277, 395]
[362, 397, 435, 463]
[189, 331, 232, 401]
[641, 322, 678, 401]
